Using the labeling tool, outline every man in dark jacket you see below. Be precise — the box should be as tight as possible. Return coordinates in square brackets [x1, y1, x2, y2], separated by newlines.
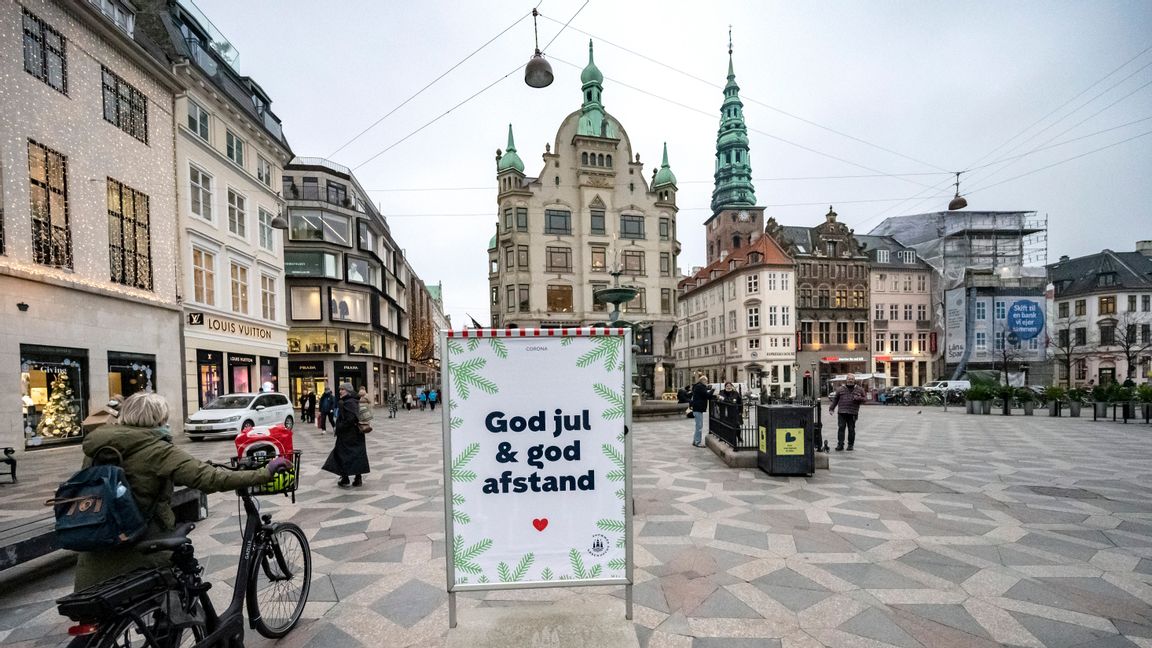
[322, 382, 370, 487]
[829, 374, 866, 451]
[74, 393, 288, 591]
[689, 374, 714, 447]
[318, 387, 335, 431]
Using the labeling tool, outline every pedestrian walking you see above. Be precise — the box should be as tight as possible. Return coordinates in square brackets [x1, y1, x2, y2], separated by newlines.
[299, 389, 316, 423]
[322, 382, 370, 488]
[388, 390, 400, 418]
[829, 373, 866, 451]
[405, 391, 414, 411]
[689, 374, 714, 447]
[418, 389, 427, 411]
[428, 388, 438, 412]
[318, 387, 335, 432]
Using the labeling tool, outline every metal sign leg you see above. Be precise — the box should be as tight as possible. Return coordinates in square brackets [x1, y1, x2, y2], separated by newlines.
[448, 591, 457, 628]
[625, 584, 633, 620]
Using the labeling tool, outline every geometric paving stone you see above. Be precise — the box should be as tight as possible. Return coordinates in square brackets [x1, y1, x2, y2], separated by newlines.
[839, 607, 925, 648]
[640, 521, 696, 537]
[1009, 611, 1133, 648]
[792, 528, 859, 554]
[329, 573, 382, 599]
[1021, 486, 1103, 499]
[821, 563, 932, 590]
[687, 587, 761, 618]
[692, 638, 781, 648]
[713, 524, 769, 551]
[357, 541, 407, 563]
[634, 625, 654, 647]
[750, 582, 831, 611]
[0, 601, 54, 631]
[754, 568, 831, 592]
[1016, 532, 1100, 562]
[1136, 558, 1152, 576]
[893, 604, 991, 639]
[896, 548, 982, 584]
[303, 623, 364, 648]
[868, 479, 957, 493]
[369, 579, 445, 628]
[834, 529, 891, 552]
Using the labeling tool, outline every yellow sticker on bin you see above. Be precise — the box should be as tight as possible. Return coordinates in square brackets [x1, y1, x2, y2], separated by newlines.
[758, 426, 767, 453]
[776, 427, 804, 456]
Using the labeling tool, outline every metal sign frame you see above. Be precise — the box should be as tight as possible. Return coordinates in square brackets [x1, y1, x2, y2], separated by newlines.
[439, 327, 634, 628]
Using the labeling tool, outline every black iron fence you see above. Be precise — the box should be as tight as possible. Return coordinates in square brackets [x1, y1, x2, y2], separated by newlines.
[709, 398, 822, 451]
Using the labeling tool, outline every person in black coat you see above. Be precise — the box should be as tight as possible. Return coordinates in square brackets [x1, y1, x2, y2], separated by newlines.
[317, 388, 335, 431]
[299, 390, 316, 423]
[689, 374, 714, 447]
[322, 382, 370, 487]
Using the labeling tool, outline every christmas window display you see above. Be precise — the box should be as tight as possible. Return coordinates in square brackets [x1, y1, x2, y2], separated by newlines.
[108, 351, 156, 400]
[21, 346, 89, 448]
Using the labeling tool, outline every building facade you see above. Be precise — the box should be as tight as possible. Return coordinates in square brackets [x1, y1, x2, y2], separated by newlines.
[857, 235, 935, 386]
[1, 0, 184, 449]
[487, 42, 680, 397]
[283, 158, 409, 406]
[870, 211, 1049, 383]
[136, 1, 294, 414]
[407, 271, 445, 390]
[676, 235, 796, 396]
[769, 209, 871, 397]
[1047, 243, 1152, 386]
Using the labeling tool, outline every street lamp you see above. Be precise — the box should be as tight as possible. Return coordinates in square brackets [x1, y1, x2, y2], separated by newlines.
[524, 9, 554, 88]
[947, 172, 968, 211]
[271, 191, 289, 230]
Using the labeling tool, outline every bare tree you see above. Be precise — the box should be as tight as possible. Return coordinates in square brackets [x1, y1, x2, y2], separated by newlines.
[992, 320, 1026, 385]
[1047, 316, 1091, 387]
[1112, 310, 1152, 381]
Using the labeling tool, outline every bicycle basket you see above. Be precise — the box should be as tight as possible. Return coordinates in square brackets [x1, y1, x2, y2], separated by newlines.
[230, 450, 301, 501]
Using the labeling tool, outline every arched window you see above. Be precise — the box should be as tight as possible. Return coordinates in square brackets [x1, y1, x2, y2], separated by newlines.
[606, 154, 612, 167]
[581, 152, 588, 165]
[733, 235, 741, 249]
[597, 154, 604, 166]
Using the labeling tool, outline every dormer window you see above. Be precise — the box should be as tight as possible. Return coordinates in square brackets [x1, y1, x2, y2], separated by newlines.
[826, 241, 838, 257]
[899, 250, 916, 263]
[1097, 272, 1117, 286]
[729, 260, 737, 271]
[89, 0, 135, 35]
[748, 252, 761, 264]
[876, 250, 889, 263]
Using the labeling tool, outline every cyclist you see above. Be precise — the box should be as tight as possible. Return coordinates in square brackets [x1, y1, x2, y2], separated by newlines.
[73, 392, 291, 591]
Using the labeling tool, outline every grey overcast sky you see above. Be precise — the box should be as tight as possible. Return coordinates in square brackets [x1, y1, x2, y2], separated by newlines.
[196, 0, 1152, 327]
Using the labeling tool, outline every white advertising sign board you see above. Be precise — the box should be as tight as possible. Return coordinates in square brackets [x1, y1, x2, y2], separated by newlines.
[441, 328, 633, 624]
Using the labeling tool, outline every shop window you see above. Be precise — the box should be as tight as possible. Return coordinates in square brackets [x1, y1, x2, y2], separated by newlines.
[288, 209, 351, 246]
[330, 288, 370, 323]
[546, 285, 573, 312]
[259, 357, 278, 392]
[358, 221, 377, 253]
[107, 351, 155, 400]
[346, 256, 379, 287]
[287, 328, 344, 354]
[284, 250, 339, 278]
[348, 330, 378, 355]
[21, 345, 88, 448]
[290, 286, 321, 320]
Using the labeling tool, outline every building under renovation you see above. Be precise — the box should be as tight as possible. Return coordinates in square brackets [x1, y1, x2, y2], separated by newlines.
[870, 211, 1050, 384]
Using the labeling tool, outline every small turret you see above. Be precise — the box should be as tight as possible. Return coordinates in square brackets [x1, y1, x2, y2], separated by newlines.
[652, 142, 677, 188]
[497, 124, 524, 173]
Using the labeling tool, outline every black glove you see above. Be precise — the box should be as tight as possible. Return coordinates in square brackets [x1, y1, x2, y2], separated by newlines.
[266, 455, 292, 475]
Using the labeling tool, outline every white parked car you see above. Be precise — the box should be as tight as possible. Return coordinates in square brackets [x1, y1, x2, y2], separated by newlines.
[185, 393, 294, 440]
[923, 380, 971, 392]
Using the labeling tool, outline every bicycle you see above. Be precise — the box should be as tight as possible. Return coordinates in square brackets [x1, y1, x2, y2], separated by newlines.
[56, 451, 311, 647]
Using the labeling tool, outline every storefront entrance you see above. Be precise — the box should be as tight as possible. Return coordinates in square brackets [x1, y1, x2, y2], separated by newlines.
[228, 354, 256, 393]
[20, 345, 90, 448]
[196, 349, 224, 407]
[289, 361, 327, 408]
[259, 356, 279, 392]
[335, 361, 367, 393]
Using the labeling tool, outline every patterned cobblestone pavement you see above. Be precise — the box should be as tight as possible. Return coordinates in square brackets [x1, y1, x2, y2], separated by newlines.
[1, 406, 1150, 647]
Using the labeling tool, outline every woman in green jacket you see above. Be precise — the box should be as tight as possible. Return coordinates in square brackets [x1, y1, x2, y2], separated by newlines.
[73, 392, 290, 591]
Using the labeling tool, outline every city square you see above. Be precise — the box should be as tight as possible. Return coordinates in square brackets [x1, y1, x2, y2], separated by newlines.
[2, 406, 1150, 647]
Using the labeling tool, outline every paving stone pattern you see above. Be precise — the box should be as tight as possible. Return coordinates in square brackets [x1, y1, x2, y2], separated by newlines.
[0, 407, 1150, 647]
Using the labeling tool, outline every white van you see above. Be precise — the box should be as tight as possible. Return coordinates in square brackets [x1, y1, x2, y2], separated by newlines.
[923, 380, 970, 392]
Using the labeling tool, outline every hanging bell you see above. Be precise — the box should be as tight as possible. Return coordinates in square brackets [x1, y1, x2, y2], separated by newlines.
[525, 49, 554, 88]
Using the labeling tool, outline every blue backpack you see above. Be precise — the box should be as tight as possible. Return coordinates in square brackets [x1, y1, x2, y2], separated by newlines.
[47, 448, 149, 552]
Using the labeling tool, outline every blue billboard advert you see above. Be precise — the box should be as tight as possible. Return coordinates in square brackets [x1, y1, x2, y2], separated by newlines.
[1007, 300, 1045, 340]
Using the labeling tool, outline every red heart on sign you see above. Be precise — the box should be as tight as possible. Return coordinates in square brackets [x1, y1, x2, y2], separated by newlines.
[532, 518, 548, 531]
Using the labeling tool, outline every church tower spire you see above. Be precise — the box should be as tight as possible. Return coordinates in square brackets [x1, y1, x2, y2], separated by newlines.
[710, 28, 756, 212]
[577, 40, 614, 138]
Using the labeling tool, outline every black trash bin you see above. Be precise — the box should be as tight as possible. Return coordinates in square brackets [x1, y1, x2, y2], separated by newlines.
[757, 405, 815, 476]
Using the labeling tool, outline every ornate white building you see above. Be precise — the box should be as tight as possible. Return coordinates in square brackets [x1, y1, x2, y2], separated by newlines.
[487, 42, 681, 397]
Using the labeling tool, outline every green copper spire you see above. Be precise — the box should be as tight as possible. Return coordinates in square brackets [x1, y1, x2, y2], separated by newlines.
[710, 28, 756, 212]
[497, 123, 524, 173]
[653, 142, 677, 188]
[577, 40, 615, 138]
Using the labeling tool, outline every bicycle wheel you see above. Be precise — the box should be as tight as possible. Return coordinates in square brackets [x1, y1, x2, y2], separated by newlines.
[79, 597, 204, 648]
[247, 521, 312, 638]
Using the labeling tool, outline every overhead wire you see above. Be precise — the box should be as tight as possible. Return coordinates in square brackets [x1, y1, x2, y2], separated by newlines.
[538, 15, 952, 174]
[327, 9, 533, 159]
